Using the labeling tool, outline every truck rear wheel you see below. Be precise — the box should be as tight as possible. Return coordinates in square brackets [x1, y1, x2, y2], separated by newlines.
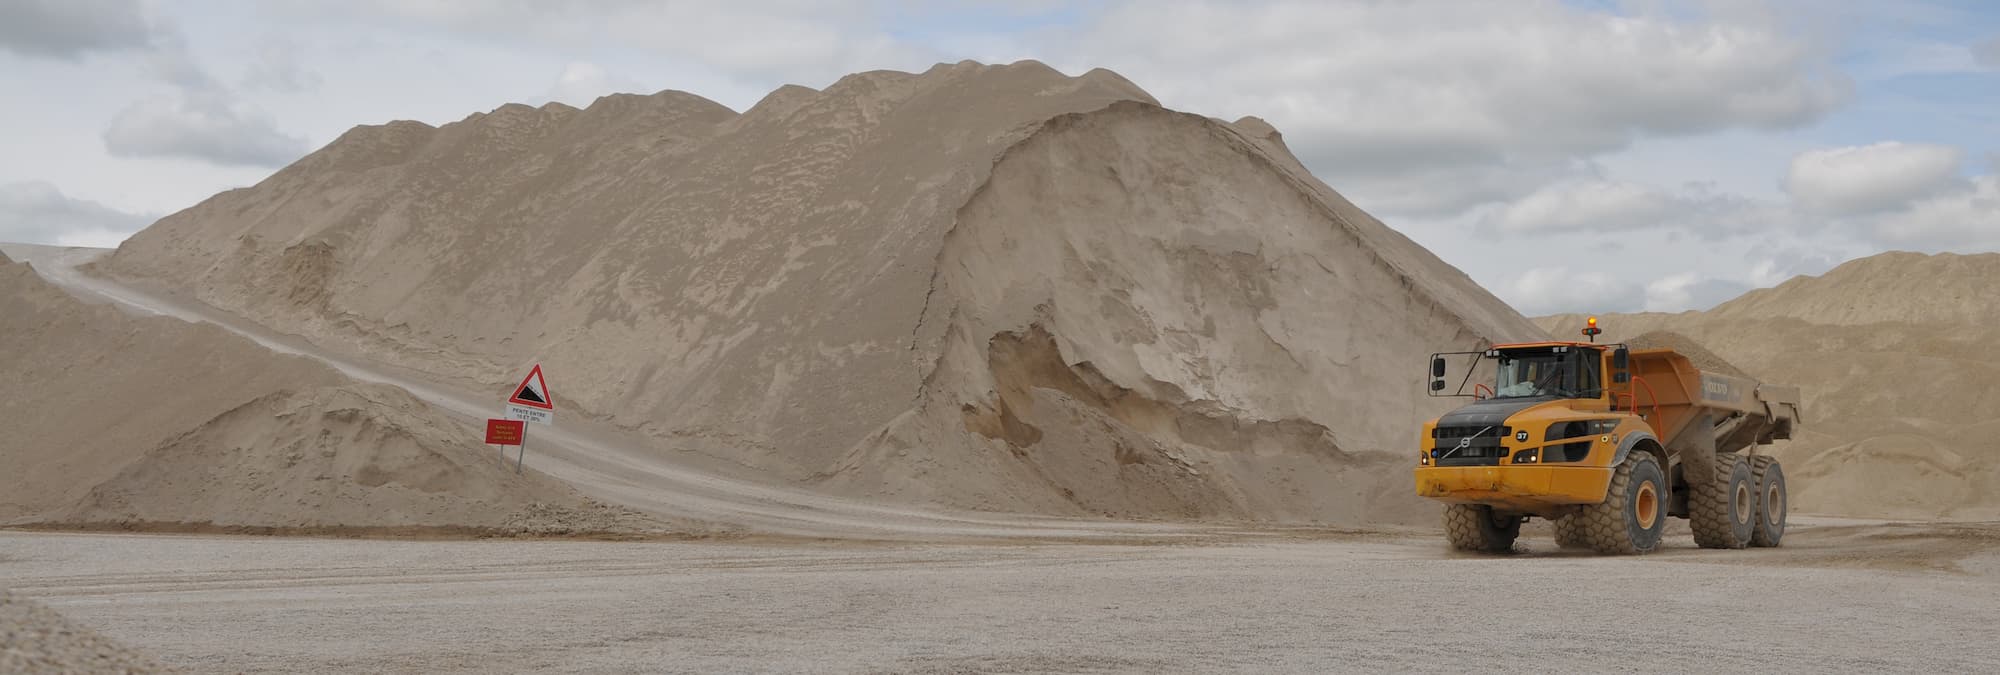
[1691, 453, 1756, 549]
[1572, 452, 1666, 554]
[1749, 455, 1787, 547]
[1444, 504, 1520, 553]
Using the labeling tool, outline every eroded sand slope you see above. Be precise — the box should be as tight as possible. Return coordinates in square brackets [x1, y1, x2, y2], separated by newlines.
[95, 61, 1543, 524]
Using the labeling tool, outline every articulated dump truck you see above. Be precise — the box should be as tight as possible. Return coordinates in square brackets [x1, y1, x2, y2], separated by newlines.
[1415, 320, 1802, 554]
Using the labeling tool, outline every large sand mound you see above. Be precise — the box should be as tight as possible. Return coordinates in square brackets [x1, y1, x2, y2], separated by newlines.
[95, 61, 1544, 524]
[1539, 254, 2000, 520]
[0, 249, 639, 534]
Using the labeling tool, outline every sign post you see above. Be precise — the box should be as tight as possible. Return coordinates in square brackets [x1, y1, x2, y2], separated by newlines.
[496, 365, 553, 474]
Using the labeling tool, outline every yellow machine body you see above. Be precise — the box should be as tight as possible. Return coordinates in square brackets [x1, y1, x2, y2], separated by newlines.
[1412, 338, 1798, 519]
[1414, 399, 1655, 516]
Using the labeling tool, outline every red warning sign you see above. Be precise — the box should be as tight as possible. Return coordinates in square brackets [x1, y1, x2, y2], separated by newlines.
[485, 419, 525, 445]
[508, 364, 553, 410]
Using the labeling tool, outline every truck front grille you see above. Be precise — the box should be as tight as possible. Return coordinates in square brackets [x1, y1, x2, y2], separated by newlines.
[1431, 426, 1510, 467]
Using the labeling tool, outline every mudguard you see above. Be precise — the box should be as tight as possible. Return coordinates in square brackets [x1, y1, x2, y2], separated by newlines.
[1611, 430, 1662, 467]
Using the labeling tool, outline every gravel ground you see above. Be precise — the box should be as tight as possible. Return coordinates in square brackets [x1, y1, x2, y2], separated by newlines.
[1, 590, 164, 674]
[4, 522, 1998, 673]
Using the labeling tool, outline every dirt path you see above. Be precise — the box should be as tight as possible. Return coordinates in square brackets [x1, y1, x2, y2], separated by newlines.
[1, 244, 1217, 542]
[5, 526, 1999, 673]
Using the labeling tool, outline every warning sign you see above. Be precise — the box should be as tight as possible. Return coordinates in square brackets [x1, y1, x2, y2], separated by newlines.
[505, 364, 554, 426]
[485, 418, 525, 445]
[509, 364, 554, 410]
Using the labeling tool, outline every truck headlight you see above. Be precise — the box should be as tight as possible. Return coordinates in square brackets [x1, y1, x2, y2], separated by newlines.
[1511, 448, 1539, 464]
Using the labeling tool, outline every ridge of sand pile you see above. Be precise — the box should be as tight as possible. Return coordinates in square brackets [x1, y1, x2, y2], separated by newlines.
[1708, 251, 2000, 327]
[1622, 331, 1751, 378]
[1536, 259, 2000, 520]
[0, 251, 642, 534]
[1, 591, 164, 673]
[94, 60, 1545, 524]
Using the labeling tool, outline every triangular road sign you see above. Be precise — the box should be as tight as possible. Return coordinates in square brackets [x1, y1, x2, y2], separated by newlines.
[508, 364, 554, 410]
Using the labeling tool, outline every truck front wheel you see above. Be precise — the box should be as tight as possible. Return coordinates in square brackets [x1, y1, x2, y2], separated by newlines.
[1574, 452, 1667, 554]
[1444, 504, 1520, 553]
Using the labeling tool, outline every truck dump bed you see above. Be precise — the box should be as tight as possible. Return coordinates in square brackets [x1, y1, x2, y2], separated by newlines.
[1620, 348, 1801, 456]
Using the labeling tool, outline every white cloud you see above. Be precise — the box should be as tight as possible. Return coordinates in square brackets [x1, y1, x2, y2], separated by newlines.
[1785, 142, 1963, 215]
[0, 0, 156, 59]
[1643, 272, 1752, 312]
[1502, 266, 1645, 316]
[1872, 175, 2000, 249]
[103, 93, 311, 167]
[1344, 160, 1581, 218]
[265, 1, 934, 86]
[241, 37, 323, 93]
[99, 31, 313, 168]
[0, 181, 154, 246]
[542, 61, 646, 108]
[1479, 177, 1789, 240]
[1494, 180, 1675, 234]
[1037, 1, 1848, 215]
[1743, 246, 1846, 288]
[1976, 36, 2000, 68]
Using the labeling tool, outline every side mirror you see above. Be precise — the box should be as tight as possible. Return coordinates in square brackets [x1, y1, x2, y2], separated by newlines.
[1429, 379, 1447, 392]
[1612, 347, 1629, 370]
[1430, 356, 1447, 378]
[1614, 372, 1630, 384]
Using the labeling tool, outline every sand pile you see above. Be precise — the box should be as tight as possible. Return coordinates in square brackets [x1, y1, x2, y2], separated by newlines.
[1537, 252, 2000, 520]
[0, 250, 637, 534]
[0, 591, 164, 674]
[93, 61, 1544, 524]
[1623, 331, 1751, 378]
[1708, 251, 2000, 327]
[60, 384, 643, 534]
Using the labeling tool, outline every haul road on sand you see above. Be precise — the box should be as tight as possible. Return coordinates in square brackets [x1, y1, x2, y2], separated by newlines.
[1416, 319, 1803, 554]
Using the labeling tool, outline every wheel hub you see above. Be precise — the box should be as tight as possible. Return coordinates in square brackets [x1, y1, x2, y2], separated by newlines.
[1635, 483, 1659, 530]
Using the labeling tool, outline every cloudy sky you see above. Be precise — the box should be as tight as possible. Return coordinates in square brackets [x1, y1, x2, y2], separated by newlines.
[2, 0, 1996, 315]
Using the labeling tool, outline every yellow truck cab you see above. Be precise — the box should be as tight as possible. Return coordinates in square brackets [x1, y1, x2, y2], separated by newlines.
[1416, 322, 1800, 555]
[1417, 340, 1644, 512]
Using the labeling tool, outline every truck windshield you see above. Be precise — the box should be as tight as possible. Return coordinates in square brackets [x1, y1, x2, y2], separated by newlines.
[1504, 351, 1576, 397]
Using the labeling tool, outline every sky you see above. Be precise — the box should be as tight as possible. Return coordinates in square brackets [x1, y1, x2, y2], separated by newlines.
[1, 0, 1996, 316]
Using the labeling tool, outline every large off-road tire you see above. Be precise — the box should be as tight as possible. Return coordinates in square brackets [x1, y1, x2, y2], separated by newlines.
[1691, 452, 1756, 549]
[1572, 452, 1667, 554]
[1552, 513, 1590, 549]
[1749, 455, 1787, 547]
[1444, 504, 1521, 553]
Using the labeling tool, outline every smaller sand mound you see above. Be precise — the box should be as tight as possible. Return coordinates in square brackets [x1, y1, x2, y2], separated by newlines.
[1624, 331, 1751, 378]
[1710, 251, 2000, 327]
[1, 591, 164, 673]
[58, 383, 648, 535]
[5, 247, 665, 537]
[1784, 431, 2000, 521]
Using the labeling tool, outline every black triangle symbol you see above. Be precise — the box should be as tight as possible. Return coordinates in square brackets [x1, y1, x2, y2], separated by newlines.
[515, 386, 546, 404]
